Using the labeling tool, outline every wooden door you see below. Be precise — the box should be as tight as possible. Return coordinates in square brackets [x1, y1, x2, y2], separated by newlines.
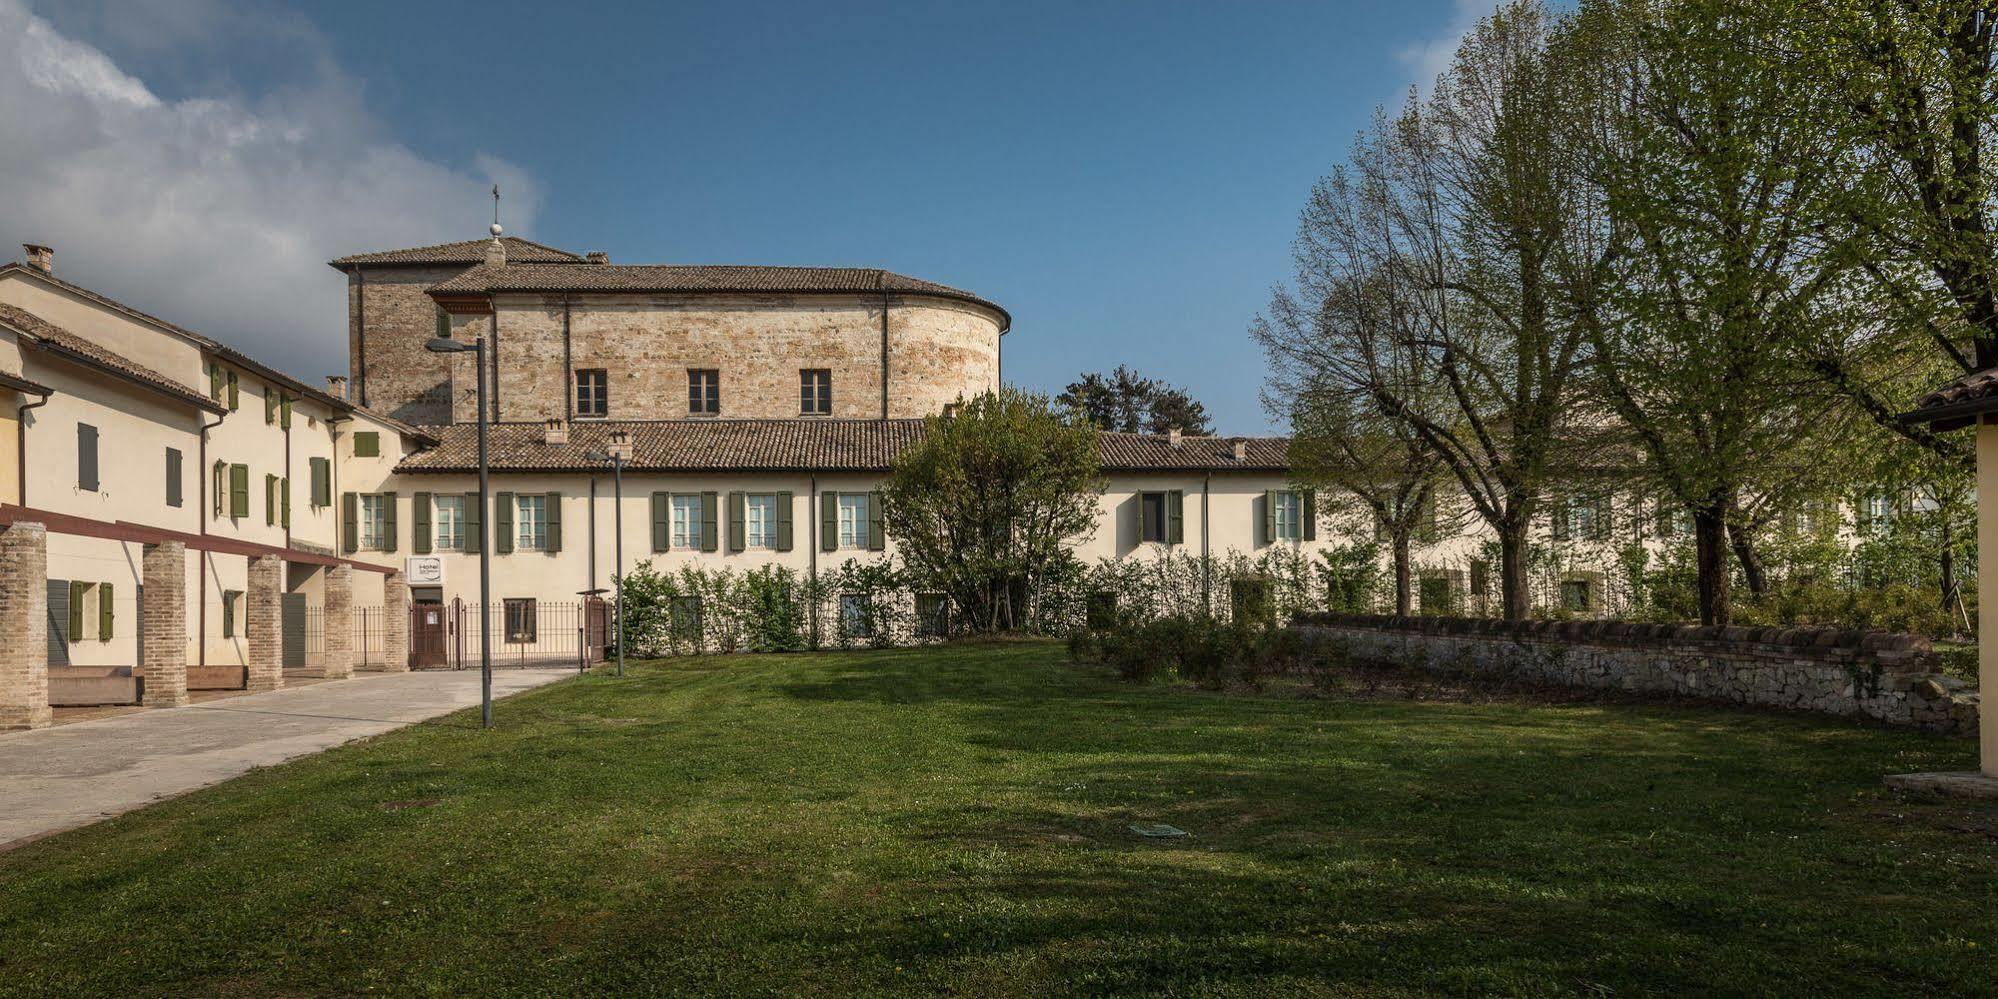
[410, 603, 448, 668]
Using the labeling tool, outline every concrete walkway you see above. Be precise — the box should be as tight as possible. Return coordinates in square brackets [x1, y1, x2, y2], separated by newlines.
[0, 667, 574, 849]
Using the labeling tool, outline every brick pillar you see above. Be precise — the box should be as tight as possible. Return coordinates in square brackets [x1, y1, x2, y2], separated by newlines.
[382, 569, 409, 672]
[0, 522, 50, 730]
[323, 564, 354, 679]
[245, 555, 285, 692]
[140, 541, 189, 707]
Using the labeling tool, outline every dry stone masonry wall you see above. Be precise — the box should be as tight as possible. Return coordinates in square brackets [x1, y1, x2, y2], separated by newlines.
[1293, 613, 1977, 735]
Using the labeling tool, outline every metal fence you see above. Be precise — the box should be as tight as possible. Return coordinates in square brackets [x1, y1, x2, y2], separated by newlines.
[351, 600, 608, 670]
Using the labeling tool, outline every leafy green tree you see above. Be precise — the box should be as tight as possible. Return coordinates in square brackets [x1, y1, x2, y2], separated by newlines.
[881, 388, 1105, 633]
[1059, 365, 1213, 435]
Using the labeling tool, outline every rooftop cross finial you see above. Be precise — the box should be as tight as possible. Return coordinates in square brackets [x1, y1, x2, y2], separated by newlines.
[489, 184, 503, 238]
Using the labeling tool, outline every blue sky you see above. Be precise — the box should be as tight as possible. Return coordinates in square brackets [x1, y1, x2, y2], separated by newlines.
[6, 0, 1485, 432]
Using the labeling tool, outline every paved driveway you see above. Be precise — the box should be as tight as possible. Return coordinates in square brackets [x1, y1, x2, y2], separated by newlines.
[0, 668, 574, 849]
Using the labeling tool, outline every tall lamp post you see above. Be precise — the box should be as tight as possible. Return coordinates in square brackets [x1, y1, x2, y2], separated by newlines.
[585, 432, 628, 677]
[424, 332, 493, 728]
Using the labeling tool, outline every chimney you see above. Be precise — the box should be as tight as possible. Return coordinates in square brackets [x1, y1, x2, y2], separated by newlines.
[1232, 439, 1248, 461]
[21, 244, 52, 275]
[543, 418, 569, 446]
[326, 375, 348, 401]
[608, 429, 633, 461]
[586, 251, 610, 265]
[1167, 426, 1183, 448]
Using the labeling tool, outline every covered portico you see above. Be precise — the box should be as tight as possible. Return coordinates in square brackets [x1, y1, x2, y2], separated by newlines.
[0, 504, 405, 730]
[1894, 374, 1998, 796]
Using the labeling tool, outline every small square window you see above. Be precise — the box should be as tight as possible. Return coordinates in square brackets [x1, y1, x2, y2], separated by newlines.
[671, 596, 704, 642]
[688, 369, 720, 415]
[840, 593, 874, 639]
[575, 368, 608, 418]
[504, 598, 538, 642]
[1560, 580, 1592, 612]
[915, 593, 949, 637]
[800, 369, 832, 415]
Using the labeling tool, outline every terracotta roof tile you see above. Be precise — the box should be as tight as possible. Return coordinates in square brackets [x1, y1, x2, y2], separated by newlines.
[428, 262, 1009, 324]
[328, 237, 582, 267]
[394, 420, 1288, 474]
[0, 303, 224, 412]
[1912, 368, 1998, 412]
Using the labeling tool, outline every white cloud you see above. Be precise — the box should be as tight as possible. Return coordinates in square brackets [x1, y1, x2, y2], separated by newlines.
[1396, 0, 1499, 95]
[0, 0, 540, 381]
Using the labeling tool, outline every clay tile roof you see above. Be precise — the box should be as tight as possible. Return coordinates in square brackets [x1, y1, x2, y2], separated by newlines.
[1098, 433, 1291, 471]
[1904, 367, 1998, 430]
[428, 262, 1010, 326]
[0, 303, 225, 413]
[328, 237, 583, 267]
[394, 420, 1292, 474]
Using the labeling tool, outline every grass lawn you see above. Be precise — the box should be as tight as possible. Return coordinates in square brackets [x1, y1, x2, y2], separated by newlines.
[2, 642, 1995, 996]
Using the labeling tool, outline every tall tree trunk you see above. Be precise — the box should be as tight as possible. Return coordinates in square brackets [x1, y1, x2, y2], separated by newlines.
[1729, 523, 1768, 596]
[1940, 515, 1958, 613]
[1694, 503, 1732, 627]
[1499, 524, 1531, 622]
[1392, 534, 1413, 616]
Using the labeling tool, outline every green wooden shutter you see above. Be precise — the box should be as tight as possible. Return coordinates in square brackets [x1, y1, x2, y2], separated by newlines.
[77, 424, 98, 491]
[651, 492, 669, 552]
[413, 492, 432, 554]
[68, 581, 86, 639]
[265, 474, 277, 525]
[728, 492, 746, 552]
[226, 371, 239, 410]
[1264, 490, 1278, 545]
[495, 491, 514, 554]
[341, 492, 358, 553]
[775, 491, 794, 551]
[315, 458, 330, 506]
[98, 582, 113, 640]
[1139, 492, 1156, 541]
[1302, 489, 1317, 541]
[213, 462, 224, 517]
[700, 492, 718, 553]
[822, 492, 838, 551]
[463, 492, 482, 554]
[546, 492, 563, 552]
[265, 389, 276, 424]
[381, 491, 398, 553]
[353, 432, 379, 458]
[1168, 491, 1185, 545]
[209, 364, 224, 399]
[222, 591, 236, 638]
[281, 478, 290, 529]
[867, 491, 886, 551]
[230, 464, 249, 518]
[280, 396, 293, 430]
[165, 448, 182, 507]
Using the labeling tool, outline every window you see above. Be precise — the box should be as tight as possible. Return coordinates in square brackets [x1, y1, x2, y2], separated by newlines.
[1272, 491, 1301, 541]
[1861, 493, 1896, 533]
[1140, 491, 1182, 544]
[76, 423, 98, 491]
[800, 369, 832, 415]
[352, 431, 380, 458]
[165, 447, 182, 507]
[688, 369, 720, 415]
[221, 589, 240, 638]
[504, 598, 538, 643]
[1560, 580, 1592, 612]
[671, 494, 704, 549]
[1655, 499, 1693, 539]
[744, 493, 777, 549]
[433, 495, 466, 551]
[213, 461, 226, 517]
[575, 368, 608, 418]
[229, 463, 249, 519]
[840, 593, 874, 639]
[265, 474, 280, 526]
[1469, 559, 1489, 597]
[915, 593, 949, 637]
[359, 494, 391, 550]
[434, 305, 450, 340]
[837, 493, 867, 549]
[671, 596, 704, 642]
[515, 494, 548, 551]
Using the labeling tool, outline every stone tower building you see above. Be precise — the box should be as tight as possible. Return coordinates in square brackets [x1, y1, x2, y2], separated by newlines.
[332, 237, 1009, 427]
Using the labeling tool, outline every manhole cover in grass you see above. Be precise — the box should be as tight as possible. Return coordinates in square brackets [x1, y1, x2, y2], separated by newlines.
[1129, 823, 1190, 839]
[380, 799, 442, 811]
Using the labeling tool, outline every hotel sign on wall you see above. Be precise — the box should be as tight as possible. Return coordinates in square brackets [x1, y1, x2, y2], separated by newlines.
[405, 556, 445, 586]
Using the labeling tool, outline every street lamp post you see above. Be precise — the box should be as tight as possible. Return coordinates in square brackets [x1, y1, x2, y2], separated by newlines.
[585, 436, 628, 677]
[425, 333, 493, 728]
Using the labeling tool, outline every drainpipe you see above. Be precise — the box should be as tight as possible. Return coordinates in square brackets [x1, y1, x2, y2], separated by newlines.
[490, 309, 502, 424]
[1201, 472, 1212, 612]
[809, 473, 819, 646]
[588, 474, 598, 593]
[15, 388, 50, 506]
[195, 408, 226, 666]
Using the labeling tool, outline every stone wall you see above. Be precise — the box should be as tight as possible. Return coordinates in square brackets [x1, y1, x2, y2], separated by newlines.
[347, 266, 465, 425]
[1293, 613, 1979, 735]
